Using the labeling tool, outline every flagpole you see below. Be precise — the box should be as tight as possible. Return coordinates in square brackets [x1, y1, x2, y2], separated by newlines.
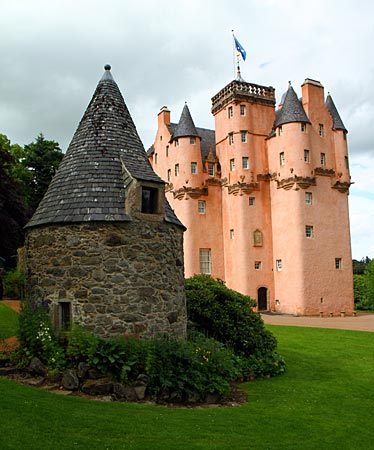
[231, 30, 236, 79]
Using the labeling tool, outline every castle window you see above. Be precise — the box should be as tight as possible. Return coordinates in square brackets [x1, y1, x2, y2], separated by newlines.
[305, 192, 312, 205]
[167, 169, 171, 182]
[319, 124, 324, 137]
[345, 156, 349, 169]
[301, 123, 306, 132]
[249, 197, 255, 206]
[191, 162, 197, 174]
[335, 258, 342, 269]
[175, 164, 179, 176]
[255, 261, 262, 270]
[229, 133, 234, 145]
[190, 137, 196, 145]
[280, 152, 285, 166]
[155, 153, 158, 164]
[208, 162, 215, 176]
[160, 135, 162, 141]
[198, 200, 206, 214]
[253, 229, 263, 247]
[141, 187, 158, 214]
[240, 104, 246, 116]
[320, 153, 326, 166]
[228, 106, 233, 118]
[230, 158, 235, 171]
[276, 259, 283, 271]
[174, 139, 179, 147]
[199, 248, 211, 275]
[304, 149, 310, 163]
[230, 229, 235, 239]
[242, 157, 249, 169]
[58, 302, 71, 330]
[305, 225, 314, 238]
[278, 126, 283, 136]
[241, 131, 247, 143]
[166, 145, 169, 157]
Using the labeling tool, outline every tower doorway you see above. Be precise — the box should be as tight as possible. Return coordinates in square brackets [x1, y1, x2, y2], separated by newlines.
[257, 287, 268, 311]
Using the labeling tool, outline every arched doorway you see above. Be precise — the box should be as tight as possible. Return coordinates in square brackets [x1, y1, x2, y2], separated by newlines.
[257, 287, 268, 311]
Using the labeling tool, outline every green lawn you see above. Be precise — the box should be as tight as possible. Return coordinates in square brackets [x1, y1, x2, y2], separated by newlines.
[0, 325, 373, 450]
[0, 303, 19, 340]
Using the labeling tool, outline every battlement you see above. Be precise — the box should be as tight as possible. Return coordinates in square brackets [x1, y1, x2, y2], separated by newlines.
[212, 80, 275, 114]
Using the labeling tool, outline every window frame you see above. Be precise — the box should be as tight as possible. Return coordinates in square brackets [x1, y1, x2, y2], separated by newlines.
[320, 153, 326, 166]
[280, 152, 285, 166]
[199, 248, 212, 275]
[241, 131, 247, 143]
[305, 225, 314, 238]
[242, 156, 249, 170]
[254, 261, 262, 270]
[228, 106, 233, 118]
[175, 164, 179, 176]
[240, 104, 246, 116]
[276, 259, 283, 271]
[335, 258, 342, 270]
[207, 162, 215, 176]
[305, 192, 312, 205]
[230, 158, 235, 171]
[304, 149, 310, 163]
[198, 200, 206, 214]
[191, 162, 198, 174]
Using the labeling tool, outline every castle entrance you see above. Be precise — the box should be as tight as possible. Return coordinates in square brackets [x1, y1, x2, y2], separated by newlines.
[257, 287, 268, 311]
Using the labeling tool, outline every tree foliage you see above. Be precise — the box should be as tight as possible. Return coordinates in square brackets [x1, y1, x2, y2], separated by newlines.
[352, 257, 372, 275]
[354, 260, 374, 310]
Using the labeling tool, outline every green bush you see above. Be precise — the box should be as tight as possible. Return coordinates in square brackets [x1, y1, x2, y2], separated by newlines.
[3, 268, 25, 299]
[186, 275, 277, 357]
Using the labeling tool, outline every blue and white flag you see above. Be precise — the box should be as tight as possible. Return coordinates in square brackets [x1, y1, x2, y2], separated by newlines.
[233, 35, 246, 61]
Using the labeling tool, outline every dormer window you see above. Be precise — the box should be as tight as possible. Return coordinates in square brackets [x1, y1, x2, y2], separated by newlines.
[141, 187, 158, 214]
[208, 162, 215, 176]
[190, 137, 196, 145]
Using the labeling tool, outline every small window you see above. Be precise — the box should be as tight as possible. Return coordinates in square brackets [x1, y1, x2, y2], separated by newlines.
[229, 133, 234, 145]
[198, 200, 206, 214]
[241, 131, 247, 143]
[278, 126, 283, 136]
[208, 162, 215, 176]
[240, 104, 246, 116]
[58, 302, 71, 330]
[276, 259, 283, 271]
[230, 229, 235, 239]
[191, 162, 197, 174]
[305, 192, 312, 205]
[242, 157, 249, 169]
[253, 229, 263, 247]
[321, 153, 326, 166]
[175, 164, 179, 176]
[304, 149, 310, 163]
[335, 258, 342, 269]
[141, 187, 158, 214]
[190, 136, 196, 145]
[255, 261, 262, 270]
[228, 106, 233, 118]
[345, 156, 349, 169]
[167, 169, 171, 182]
[174, 139, 179, 147]
[319, 124, 324, 137]
[280, 152, 285, 166]
[155, 153, 158, 164]
[305, 225, 314, 238]
[301, 123, 306, 132]
[249, 197, 255, 206]
[200, 248, 211, 274]
[230, 159, 235, 171]
[166, 145, 169, 157]
[160, 135, 163, 141]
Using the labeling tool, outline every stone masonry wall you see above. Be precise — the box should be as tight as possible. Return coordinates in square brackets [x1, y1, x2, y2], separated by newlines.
[25, 221, 187, 338]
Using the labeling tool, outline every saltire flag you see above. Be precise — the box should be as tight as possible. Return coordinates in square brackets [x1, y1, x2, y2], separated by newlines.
[233, 35, 246, 61]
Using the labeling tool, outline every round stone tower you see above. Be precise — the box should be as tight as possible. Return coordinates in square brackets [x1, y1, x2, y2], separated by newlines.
[24, 65, 187, 338]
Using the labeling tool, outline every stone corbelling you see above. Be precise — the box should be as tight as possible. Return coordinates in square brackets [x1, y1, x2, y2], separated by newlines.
[173, 186, 208, 200]
[314, 167, 336, 177]
[275, 176, 316, 190]
[227, 182, 260, 196]
[332, 181, 351, 193]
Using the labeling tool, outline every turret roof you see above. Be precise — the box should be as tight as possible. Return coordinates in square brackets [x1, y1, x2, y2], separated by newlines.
[274, 84, 311, 128]
[172, 103, 199, 139]
[325, 94, 347, 132]
[26, 65, 182, 228]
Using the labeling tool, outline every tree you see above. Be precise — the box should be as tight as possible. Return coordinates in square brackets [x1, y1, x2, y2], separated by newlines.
[22, 133, 63, 211]
[0, 135, 28, 267]
[354, 261, 374, 311]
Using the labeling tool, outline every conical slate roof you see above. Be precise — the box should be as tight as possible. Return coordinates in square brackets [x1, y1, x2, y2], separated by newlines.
[26, 65, 182, 228]
[274, 84, 311, 128]
[172, 103, 199, 140]
[326, 94, 347, 132]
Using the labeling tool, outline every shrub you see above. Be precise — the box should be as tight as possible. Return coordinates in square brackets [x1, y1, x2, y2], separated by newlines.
[3, 268, 25, 299]
[186, 275, 277, 357]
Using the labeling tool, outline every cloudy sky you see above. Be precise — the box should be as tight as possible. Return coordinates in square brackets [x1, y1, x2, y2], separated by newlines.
[1, 0, 373, 259]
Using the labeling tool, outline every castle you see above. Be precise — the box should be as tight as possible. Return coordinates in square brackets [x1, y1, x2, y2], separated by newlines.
[148, 75, 354, 316]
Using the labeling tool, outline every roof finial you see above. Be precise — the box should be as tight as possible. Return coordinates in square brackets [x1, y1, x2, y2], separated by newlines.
[104, 64, 111, 71]
[288, 80, 292, 86]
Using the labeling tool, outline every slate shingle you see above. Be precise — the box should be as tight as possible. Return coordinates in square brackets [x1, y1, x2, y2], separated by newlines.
[325, 94, 347, 132]
[274, 84, 311, 128]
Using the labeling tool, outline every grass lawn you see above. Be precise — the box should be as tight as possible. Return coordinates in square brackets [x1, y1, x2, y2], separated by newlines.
[0, 325, 373, 450]
[0, 303, 19, 340]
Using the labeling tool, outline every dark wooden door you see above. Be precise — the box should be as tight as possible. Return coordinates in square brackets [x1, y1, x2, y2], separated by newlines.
[257, 287, 268, 311]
